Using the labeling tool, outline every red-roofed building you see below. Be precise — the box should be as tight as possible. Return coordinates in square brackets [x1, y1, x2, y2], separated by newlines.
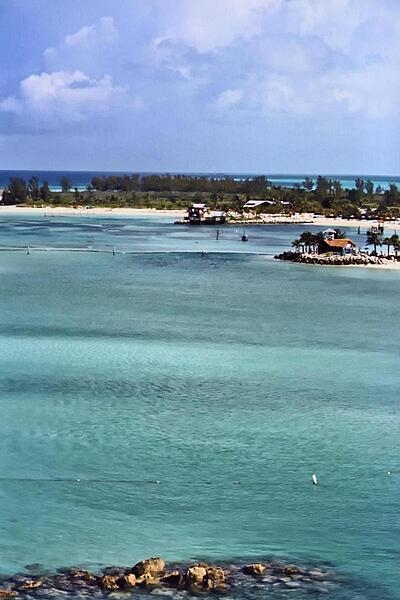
[319, 238, 357, 255]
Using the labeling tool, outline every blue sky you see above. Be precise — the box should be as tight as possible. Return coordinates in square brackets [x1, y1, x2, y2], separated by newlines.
[0, 0, 399, 174]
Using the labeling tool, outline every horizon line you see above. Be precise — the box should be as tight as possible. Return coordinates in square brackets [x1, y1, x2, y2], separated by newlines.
[0, 169, 399, 179]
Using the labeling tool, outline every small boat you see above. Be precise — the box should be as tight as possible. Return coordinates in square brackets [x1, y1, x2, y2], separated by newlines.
[241, 232, 248, 242]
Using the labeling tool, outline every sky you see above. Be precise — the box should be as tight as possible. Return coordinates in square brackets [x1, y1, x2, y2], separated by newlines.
[0, 0, 399, 174]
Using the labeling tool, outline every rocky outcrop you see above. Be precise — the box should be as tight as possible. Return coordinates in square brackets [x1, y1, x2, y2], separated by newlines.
[186, 565, 207, 586]
[243, 563, 266, 576]
[161, 570, 185, 588]
[131, 557, 165, 578]
[275, 251, 395, 267]
[16, 581, 42, 591]
[0, 557, 338, 598]
[99, 575, 119, 590]
[117, 574, 137, 588]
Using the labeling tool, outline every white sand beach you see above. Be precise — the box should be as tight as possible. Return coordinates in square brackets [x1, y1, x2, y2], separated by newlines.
[0, 205, 187, 219]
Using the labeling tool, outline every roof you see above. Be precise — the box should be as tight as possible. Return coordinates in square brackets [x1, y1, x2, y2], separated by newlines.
[323, 228, 337, 234]
[323, 238, 356, 248]
[243, 200, 273, 208]
[191, 203, 207, 209]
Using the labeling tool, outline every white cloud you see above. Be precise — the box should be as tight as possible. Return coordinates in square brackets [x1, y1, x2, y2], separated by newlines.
[150, 0, 400, 119]
[43, 16, 118, 74]
[64, 16, 117, 47]
[214, 89, 243, 109]
[0, 70, 124, 126]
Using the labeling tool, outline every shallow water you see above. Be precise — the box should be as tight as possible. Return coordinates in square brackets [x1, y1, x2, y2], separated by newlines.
[0, 216, 399, 599]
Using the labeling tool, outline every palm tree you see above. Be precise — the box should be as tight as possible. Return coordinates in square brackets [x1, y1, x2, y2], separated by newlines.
[366, 231, 382, 255]
[383, 236, 392, 256]
[291, 239, 301, 253]
[334, 228, 345, 239]
[299, 231, 315, 254]
[390, 234, 399, 258]
[393, 239, 400, 259]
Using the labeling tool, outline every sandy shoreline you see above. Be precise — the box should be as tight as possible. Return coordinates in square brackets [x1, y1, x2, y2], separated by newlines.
[0, 206, 399, 233]
[0, 206, 187, 218]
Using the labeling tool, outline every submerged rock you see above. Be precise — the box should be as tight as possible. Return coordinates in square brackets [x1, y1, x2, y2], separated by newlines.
[17, 581, 43, 591]
[242, 564, 265, 576]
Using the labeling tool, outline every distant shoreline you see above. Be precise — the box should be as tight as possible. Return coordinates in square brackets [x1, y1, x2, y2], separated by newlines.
[0, 206, 186, 219]
[1, 205, 399, 232]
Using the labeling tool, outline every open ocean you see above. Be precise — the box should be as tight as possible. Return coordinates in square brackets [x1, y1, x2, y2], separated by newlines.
[0, 214, 400, 599]
[0, 170, 398, 191]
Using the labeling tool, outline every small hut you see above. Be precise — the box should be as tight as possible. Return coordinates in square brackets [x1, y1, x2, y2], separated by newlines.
[319, 238, 357, 256]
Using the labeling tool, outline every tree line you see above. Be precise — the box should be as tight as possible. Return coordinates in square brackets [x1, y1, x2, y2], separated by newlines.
[1, 173, 400, 217]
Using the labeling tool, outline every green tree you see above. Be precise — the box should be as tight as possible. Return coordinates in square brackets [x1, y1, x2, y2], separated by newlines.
[365, 179, 374, 195]
[384, 184, 399, 206]
[355, 178, 365, 192]
[60, 176, 71, 193]
[315, 176, 331, 207]
[299, 231, 317, 253]
[302, 177, 314, 191]
[331, 180, 342, 200]
[366, 230, 382, 255]
[2, 177, 28, 204]
[391, 234, 400, 258]
[291, 239, 301, 252]
[28, 176, 40, 200]
[383, 236, 392, 256]
[334, 228, 345, 239]
[40, 181, 51, 201]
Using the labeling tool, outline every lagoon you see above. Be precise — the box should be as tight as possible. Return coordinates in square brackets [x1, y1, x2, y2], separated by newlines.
[0, 216, 399, 599]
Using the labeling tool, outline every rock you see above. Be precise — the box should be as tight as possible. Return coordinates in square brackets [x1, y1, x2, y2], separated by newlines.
[185, 566, 207, 587]
[68, 570, 95, 582]
[117, 574, 137, 589]
[102, 568, 126, 578]
[281, 565, 300, 576]
[242, 564, 266, 576]
[160, 571, 184, 588]
[204, 566, 226, 590]
[136, 573, 160, 587]
[18, 580, 43, 590]
[132, 558, 165, 579]
[100, 575, 119, 590]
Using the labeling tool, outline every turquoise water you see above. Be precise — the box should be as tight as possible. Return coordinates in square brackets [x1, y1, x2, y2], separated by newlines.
[0, 216, 399, 599]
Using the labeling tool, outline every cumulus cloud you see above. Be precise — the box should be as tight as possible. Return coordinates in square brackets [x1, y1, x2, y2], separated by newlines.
[65, 16, 117, 47]
[0, 0, 398, 171]
[151, 0, 400, 119]
[43, 16, 118, 74]
[0, 70, 124, 126]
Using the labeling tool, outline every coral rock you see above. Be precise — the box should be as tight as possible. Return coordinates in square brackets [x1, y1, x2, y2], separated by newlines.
[243, 563, 266, 576]
[132, 557, 165, 578]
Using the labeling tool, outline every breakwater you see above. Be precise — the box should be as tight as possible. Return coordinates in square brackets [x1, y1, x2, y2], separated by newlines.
[274, 251, 396, 266]
[0, 557, 339, 599]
